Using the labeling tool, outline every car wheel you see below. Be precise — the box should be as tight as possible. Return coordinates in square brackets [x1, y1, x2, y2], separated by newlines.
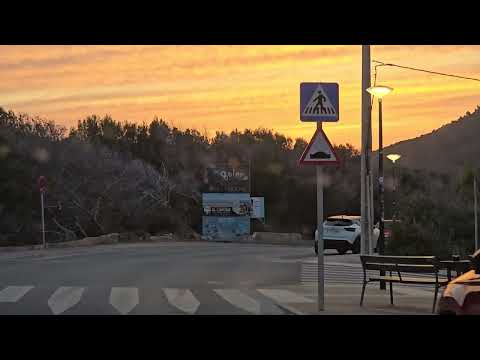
[352, 237, 361, 254]
[337, 244, 348, 255]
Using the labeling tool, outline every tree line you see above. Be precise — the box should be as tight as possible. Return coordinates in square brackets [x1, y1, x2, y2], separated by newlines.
[0, 107, 477, 257]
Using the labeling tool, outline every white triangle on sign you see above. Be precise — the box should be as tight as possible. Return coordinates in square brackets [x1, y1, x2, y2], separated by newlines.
[299, 128, 340, 165]
[302, 84, 337, 117]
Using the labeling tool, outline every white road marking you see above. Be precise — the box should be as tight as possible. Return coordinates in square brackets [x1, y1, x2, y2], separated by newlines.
[0, 286, 34, 302]
[257, 289, 314, 304]
[48, 287, 85, 315]
[109, 287, 139, 315]
[163, 288, 200, 314]
[301, 261, 445, 286]
[214, 289, 261, 315]
[325, 262, 362, 268]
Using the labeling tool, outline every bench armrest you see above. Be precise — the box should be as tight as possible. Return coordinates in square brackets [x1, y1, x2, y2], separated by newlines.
[395, 261, 402, 281]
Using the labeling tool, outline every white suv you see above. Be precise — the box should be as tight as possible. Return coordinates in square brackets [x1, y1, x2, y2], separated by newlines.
[314, 215, 380, 255]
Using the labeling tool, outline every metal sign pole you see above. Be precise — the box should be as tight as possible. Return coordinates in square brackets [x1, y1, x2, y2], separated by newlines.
[41, 191, 46, 249]
[317, 122, 324, 312]
[474, 174, 478, 250]
[299, 82, 339, 313]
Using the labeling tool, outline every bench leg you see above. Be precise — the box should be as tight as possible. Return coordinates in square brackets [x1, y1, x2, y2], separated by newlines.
[389, 281, 393, 305]
[360, 281, 367, 306]
[432, 286, 439, 314]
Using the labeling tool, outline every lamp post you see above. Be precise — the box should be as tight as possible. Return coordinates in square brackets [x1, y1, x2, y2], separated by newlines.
[367, 85, 393, 290]
[387, 154, 401, 221]
[37, 176, 47, 249]
[474, 172, 478, 251]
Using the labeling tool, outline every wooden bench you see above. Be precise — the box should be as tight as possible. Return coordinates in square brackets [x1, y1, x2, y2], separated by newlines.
[360, 255, 450, 313]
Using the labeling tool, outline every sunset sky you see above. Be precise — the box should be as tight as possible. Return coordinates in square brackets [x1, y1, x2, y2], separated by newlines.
[1, 45, 479, 149]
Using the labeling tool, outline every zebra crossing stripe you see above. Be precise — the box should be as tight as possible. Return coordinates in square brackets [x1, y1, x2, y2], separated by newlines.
[214, 289, 261, 315]
[163, 288, 200, 314]
[0, 286, 34, 302]
[257, 289, 314, 304]
[0, 286, 325, 314]
[48, 287, 85, 315]
[109, 287, 139, 315]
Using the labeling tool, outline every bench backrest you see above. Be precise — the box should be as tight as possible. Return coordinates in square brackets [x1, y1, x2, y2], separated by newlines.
[360, 255, 439, 274]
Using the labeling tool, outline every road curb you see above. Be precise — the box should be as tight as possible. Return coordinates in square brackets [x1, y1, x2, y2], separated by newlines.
[0, 244, 44, 252]
[0, 237, 202, 253]
[223, 240, 313, 247]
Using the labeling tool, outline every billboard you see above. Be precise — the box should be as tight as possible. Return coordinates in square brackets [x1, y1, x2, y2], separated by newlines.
[205, 165, 250, 193]
[202, 216, 250, 240]
[202, 193, 251, 240]
[202, 193, 252, 217]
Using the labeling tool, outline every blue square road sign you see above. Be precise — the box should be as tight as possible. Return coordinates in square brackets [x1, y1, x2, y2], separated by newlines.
[300, 82, 339, 122]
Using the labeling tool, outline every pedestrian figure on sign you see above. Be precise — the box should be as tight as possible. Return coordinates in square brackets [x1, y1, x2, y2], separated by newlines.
[312, 90, 327, 114]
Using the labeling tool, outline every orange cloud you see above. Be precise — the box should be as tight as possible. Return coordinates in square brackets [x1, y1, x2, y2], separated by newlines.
[1, 45, 479, 149]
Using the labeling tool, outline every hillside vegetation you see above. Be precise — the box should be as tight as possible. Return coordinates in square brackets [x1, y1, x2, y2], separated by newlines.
[1, 106, 478, 257]
[381, 106, 480, 177]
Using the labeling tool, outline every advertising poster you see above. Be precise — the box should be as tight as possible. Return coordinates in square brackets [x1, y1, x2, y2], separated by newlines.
[205, 165, 250, 193]
[251, 197, 265, 220]
[202, 193, 252, 217]
[202, 193, 251, 240]
[202, 216, 250, 240]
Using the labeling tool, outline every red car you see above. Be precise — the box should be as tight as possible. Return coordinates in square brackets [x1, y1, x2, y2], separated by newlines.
[437, 250, 480, 315]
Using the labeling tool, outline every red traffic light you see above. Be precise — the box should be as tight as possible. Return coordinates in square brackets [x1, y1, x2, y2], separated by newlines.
[37, 176, 47, 192]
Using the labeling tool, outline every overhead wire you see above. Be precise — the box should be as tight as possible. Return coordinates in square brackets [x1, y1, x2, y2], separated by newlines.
[372, 60, 480, 82]
[367, 58, 480, 152]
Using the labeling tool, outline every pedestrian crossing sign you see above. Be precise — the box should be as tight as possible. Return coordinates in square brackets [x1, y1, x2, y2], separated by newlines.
[300, 82, 339, 122]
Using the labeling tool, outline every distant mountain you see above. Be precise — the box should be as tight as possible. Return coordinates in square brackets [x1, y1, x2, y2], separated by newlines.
[377, 106, 480, 177]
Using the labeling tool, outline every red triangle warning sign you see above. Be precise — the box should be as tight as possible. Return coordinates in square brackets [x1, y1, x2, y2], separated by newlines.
[299, 128, 340, 165]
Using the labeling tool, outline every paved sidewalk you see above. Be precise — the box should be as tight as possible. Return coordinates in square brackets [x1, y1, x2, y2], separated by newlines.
[268, 283, 438, 315]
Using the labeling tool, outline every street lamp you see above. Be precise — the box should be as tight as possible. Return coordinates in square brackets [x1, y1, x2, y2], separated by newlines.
[387, 154, 401, 221]
[367, 85, 393, 290]
[386, 154, 401, 163]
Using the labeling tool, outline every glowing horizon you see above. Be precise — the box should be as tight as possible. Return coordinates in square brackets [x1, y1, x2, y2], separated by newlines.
[1, 45, 479, 150]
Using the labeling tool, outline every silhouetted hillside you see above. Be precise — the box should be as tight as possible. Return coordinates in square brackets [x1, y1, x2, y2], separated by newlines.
[380, 106, 480, 177]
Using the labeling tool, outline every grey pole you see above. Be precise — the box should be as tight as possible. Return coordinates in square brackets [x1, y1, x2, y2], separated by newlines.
[392, 161, 397, 221]
[317, 121, 325, 312]
[378, 99, 386, 290]
[368, 106, 374, 254]
[474, 174, 478, 250]
[368, 174, 374, 254]
[41, 191, 46, 249]
[361, 45, 372, 255]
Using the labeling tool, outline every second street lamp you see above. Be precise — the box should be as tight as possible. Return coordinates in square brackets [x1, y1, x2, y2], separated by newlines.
[367, 85, 393, 290]
[387, 153, 401, 221]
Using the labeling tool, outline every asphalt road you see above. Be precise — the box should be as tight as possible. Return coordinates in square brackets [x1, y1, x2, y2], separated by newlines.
[0, 241, 385, 315]
[0, 241, 325, 315]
